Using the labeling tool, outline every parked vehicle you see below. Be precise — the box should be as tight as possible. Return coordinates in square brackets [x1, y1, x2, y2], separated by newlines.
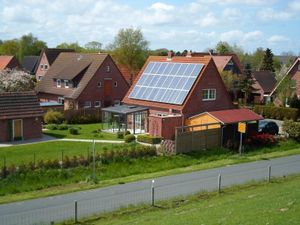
[258, 120, 279, 135]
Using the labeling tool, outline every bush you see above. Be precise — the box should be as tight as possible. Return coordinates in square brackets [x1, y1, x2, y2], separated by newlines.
[57, 124, 69, 130]
[69, 127, 79, 135]
[246, 133, 277, 146]
[44, 109, 64, 124]
[124, 130, 131, 135]
[253, 105, 299, 121]
[45, 124, 58, 130]
[137, 134, 162, 144]
[116, 132, 124, 139]
[64, 108, 102, 124]
[282, 120, 300, 141]
[124, 134, 136, 143]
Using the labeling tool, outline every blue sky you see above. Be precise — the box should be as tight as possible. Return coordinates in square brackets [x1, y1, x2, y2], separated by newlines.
[0, 0, 300, 55]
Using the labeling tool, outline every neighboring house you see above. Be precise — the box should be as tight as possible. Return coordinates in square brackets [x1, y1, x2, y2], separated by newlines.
[0, 92, 43, 142]
[103, 54, 235, 139]
[0, 56, 21, 70]
[35, 48, 75, 81]
[270, 57, 300, 106]
[192, 52, 243, 74]
[22, 56, 39, 74]
[37, 53, 129, 110]
[251, 71, 277, 104]
[116, 64, 139, 86]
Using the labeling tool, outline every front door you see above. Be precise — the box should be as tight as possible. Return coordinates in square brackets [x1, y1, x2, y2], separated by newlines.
[13, 119, 23, 140]
[104, 79, 112, 106]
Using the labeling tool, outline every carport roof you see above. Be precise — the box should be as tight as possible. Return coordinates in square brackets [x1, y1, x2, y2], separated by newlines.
[191, 109, 263, 125]
[102, 104, 148, 115]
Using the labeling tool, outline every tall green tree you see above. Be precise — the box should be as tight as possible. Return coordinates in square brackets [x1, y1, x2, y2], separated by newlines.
[215, 41, 232, 54]
[109, 28, 149, 84]
[260, 48, 274, 72]
[0, 40, 20, 55]
[241, 63, 255, 103]
[84, 41, 102, 53]
[251, 47, 265, 71]
[56, 42, 83, 52]
[18, 33, 47, 60]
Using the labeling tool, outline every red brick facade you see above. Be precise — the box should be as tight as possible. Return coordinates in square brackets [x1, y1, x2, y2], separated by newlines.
[148, 115, 182, 139]
[0, 117, 42, 142]
[288, 60, 300, 98]
[35, 53, 49, 81]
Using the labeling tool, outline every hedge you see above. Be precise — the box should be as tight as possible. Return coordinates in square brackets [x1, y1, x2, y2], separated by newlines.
[282, 120, 300, 141]
[0, 146, 157, 178]
[253, 105, 299, 121]
[137, 134, 162, 144]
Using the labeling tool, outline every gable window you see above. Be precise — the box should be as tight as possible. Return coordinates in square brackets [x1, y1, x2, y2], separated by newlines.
[44, 64, 48, 70]
[40, 64, 44, 69]
[106, 66, 110, 72]
[202, 89, 216, 101]
[97, 82, 102, 88]
[64, 80, 69, 88]
[94, 101, 101, 108]
[114, 81, 118, 87]
[84, 101, 91, 108]
[56, 79, 61, 88]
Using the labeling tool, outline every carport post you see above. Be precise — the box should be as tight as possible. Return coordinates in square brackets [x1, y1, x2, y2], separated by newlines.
[74, 200, 78, 223]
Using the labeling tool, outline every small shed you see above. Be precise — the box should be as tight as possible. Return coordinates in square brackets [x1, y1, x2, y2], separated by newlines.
[186, 108, 263, 146]
[0, 92, 44, 142]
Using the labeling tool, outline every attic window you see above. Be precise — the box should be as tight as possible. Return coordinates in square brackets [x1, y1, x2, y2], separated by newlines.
[106, 66, 110, 72]
[64, 80, 69, 88]
[114, 81, 118, 87]
[202, 89, 216, 101]
[40, 64, 44, 69]
[44, 64, 48, 70]
[56, 79, 61, 88]
[97, 82, 102, 88]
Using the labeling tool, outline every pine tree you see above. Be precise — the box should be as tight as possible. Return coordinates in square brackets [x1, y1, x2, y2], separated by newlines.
[260, 48, 274, 72]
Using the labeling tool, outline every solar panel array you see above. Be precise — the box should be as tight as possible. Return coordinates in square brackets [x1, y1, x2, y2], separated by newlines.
[128, 62, 204, 105]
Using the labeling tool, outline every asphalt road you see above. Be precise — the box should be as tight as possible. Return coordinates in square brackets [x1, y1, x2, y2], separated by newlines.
[1, 154, 300, 225]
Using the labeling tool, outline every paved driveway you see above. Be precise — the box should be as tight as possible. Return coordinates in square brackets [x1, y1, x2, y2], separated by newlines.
[0, 154, 300, 225]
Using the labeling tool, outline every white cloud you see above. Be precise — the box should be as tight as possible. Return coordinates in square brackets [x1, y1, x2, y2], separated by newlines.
[268, 35, 290, 44]
[222, 8, 241, 21]
[195, 0, 276, 6]
[195, 13, 219, 27]
[149, 2, 175, 11]
[258, 8, 292, 21]
[289, 0, 300, 11]
[220, 30, 264, 44]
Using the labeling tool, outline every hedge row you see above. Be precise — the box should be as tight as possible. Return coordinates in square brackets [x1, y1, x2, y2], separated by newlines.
[137, 134, 162, 144]
[0, 146, 157, 178]
[253, 105, 299, 121]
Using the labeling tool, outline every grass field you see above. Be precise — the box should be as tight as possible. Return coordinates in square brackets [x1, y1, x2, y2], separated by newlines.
[0, 141, 136, 167]
[0, 140, 300, 204]
[43, 123, 118, 140]
[73, 175, 300, 225]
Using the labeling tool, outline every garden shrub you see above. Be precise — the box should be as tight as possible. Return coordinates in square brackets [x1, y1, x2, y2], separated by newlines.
[282, 120, 300, 141]
[253, 105, 299, 121]
[116, 131, 124, 139]
[45, 124, 58, 130]
[124, 134, 136, 143]
[57, 124, 69, 130]
[44, 109, 64, 124]
[69, 127, 79, 135]
[245, 133, 277, 147]
[137, 134, 162, 144]
[124, 130, 131, 135]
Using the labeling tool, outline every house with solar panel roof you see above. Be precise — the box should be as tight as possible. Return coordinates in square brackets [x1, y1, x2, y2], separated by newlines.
[102, 52, 237, 139]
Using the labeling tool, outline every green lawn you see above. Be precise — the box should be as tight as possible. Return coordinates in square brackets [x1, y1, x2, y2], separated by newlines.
[74, 175, 300, 225]
[0, 140, 300, 204]
[43, 123, 118, 140]
[0, 141, 136, 167]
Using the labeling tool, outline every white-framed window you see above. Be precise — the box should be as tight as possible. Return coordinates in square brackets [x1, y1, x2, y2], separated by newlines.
[97, 82, 102, 88]
[106, 66, 110, 72]
[40, 64, 44, 69]
[56, 79, 61, 88]
[64, 80, 69, 88]
[114, 81, 118, 87]
[84, 101, 91, 108]
[38, 76, 42, 81]
[94, 101, 101, 108]
[202, 89, 216, 101]
[44, 64, 48, 70]
[58, 97, 64, 104]
[114, 100, 120, 105]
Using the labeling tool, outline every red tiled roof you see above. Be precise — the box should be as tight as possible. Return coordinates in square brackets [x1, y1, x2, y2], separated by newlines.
[0, 56, 14, 70]
[116, 64, 139, 85]
[207, 109, 263, 124]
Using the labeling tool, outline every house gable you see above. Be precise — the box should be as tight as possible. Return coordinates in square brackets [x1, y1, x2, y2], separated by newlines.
[183, 59, 235, 118]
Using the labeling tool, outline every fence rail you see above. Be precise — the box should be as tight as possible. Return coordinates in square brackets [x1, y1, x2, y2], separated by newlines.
[0, 156, 300, 225]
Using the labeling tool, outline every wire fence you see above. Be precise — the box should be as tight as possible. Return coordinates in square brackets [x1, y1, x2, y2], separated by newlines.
[0, 156, 300, 225]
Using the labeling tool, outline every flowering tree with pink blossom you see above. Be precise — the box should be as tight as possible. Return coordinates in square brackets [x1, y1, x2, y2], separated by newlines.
[0, 69, 36, 92]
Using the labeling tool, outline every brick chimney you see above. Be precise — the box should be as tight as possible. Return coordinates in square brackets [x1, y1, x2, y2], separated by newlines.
[167, 51, 173, 61]
[186, 50, 192, 58]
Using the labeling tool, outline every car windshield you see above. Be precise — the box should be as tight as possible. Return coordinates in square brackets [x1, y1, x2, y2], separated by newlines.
[259, 121, 268, 127]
